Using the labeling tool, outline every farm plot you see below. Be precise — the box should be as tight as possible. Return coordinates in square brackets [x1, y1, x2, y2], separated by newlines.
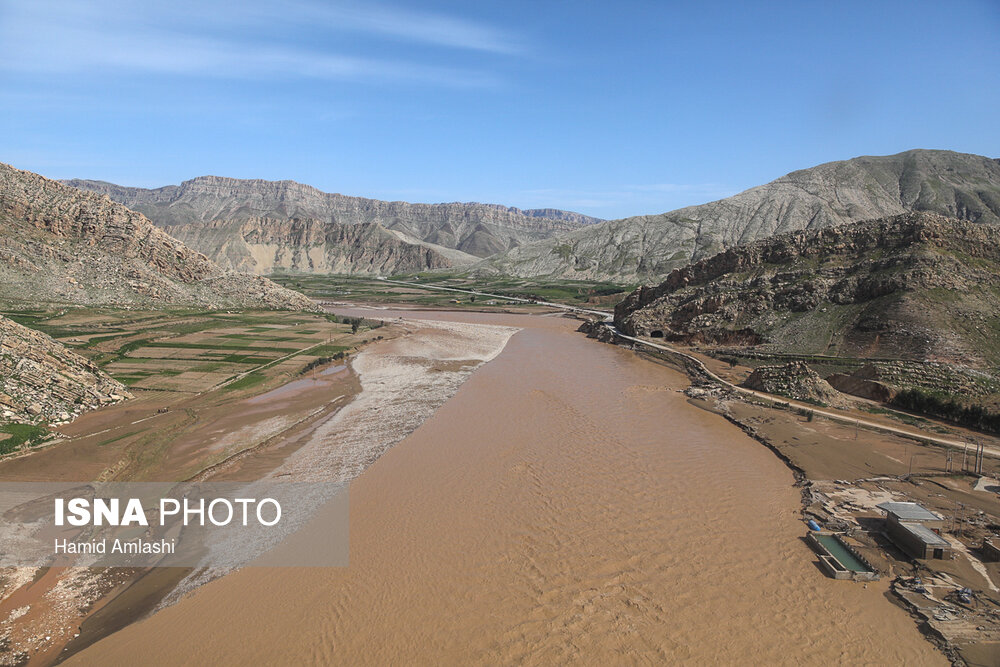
[3, 308, 364, 394]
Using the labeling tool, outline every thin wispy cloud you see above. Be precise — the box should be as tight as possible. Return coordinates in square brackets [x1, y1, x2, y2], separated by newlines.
[0, 0, 519, 87]
[286, 1, 526, 54]
[2, 29, 499, 88]
[128, 0, 526, 55]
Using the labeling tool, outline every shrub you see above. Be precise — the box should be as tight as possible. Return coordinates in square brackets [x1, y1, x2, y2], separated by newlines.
[891, 388, 1000, 434]
[342, 317, 385, 334]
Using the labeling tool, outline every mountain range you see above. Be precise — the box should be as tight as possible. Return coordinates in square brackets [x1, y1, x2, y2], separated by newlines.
[165, 218, 460, 275]
[478, 150, 1000, 282]
[5, 149, 1000, 431]
[64, 175, 600, 274]
[65, 150, 1000, 285]
[0, 163, 314, 311]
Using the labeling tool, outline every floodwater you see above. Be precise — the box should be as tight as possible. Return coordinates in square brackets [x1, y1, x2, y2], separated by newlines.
[69, 309, 944, 665]
[245, 364, 346, 404]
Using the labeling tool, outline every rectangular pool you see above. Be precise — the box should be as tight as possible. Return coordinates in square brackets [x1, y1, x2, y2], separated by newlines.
[815, 534, 872, 573]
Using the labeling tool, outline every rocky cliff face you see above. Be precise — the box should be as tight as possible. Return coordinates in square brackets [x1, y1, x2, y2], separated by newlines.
[168, 217, 457, 275]
[480, 149, 1000, 281]
[0, 163, 316, 310]
[0, 315, 130, 426]
[615, 212, 1000, 367]
[63, 175, 591, 261]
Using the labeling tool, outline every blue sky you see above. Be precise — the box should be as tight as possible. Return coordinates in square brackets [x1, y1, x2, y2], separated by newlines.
[2, 0, 998, 219]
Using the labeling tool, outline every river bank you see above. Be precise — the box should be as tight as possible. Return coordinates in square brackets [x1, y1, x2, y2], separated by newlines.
[66, 307, 944, 665]
[0, 312, 394, 664]
[0, 313, 521, 665]
[589, 322, 1000, 665]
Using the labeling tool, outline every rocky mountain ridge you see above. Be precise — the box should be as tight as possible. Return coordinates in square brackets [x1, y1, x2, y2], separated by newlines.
[64, 175, 596, 261]
[614, 212, 1000, 367]
[0, 163, 316, 310]
[480, 149, 1000, 281]
[0, 315, 130, 426]
[167, 217, 460, 275]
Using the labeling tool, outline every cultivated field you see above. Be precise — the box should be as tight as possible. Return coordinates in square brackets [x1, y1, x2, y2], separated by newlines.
[268, 273, 632, 308]
[3, 308, 360, 393]
[0, 307, 388, 476]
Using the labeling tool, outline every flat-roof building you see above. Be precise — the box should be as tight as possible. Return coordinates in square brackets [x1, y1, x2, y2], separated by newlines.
[877, 502, 943, 525]
[877, 501, 952, 560]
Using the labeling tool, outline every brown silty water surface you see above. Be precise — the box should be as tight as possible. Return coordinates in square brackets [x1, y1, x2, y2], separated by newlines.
[69, 309, 944, 665]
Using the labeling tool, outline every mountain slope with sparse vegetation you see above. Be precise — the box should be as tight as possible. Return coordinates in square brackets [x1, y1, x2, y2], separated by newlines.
[480, 149, 1000, 281]
[1, 162, 316, 310]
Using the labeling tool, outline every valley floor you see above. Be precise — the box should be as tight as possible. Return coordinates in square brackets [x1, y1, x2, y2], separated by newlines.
[2, 301, 997, 665]
[58, 307, 944, 665]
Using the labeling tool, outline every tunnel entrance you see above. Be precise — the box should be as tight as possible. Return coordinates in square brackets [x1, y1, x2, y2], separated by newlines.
[650, 330, 664, 338]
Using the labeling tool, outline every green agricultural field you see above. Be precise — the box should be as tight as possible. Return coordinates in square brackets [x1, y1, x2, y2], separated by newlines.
[268, 273, 632, 309]
[222, 371, 268, 392]
[8, 307, 367, 394]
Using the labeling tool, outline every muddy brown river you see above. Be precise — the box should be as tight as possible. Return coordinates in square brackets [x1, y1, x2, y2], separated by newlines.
[68, 309, 944, 665]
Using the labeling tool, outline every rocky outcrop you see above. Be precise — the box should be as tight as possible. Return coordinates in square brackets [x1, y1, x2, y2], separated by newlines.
[0, 162, 316, 310]
[742, 361, 849, 408]
[614, 212, 1000, 367]
[478, 149, 1000, 281]
[0, 315, 130, 426]
[168, 218, 457, 275]
[63, 176, 592, 261]
[576, 320, 617, 343]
